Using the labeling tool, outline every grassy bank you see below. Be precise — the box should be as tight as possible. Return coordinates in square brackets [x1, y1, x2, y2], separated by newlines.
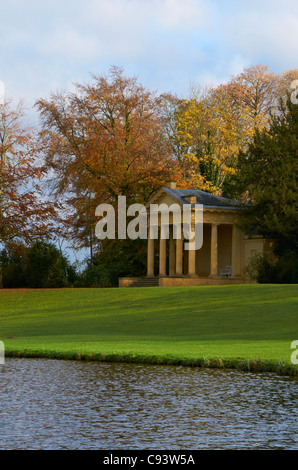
[1, 285, 298, 376]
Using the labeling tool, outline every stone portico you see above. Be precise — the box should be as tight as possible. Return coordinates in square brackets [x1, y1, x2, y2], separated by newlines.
[119, 183, 270, 287]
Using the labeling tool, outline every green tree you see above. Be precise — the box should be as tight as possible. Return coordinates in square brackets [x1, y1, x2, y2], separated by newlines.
[0, 244, 27, 288]
[237, 96, 298, 255]
[26, 241, 76, 288]
[76, 239, 147, 287]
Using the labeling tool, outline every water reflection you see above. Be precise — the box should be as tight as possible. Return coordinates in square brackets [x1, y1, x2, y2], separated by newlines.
[0, 359, 297, 449]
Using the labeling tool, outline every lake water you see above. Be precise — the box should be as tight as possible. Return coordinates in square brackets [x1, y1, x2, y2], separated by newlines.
[0, 358, 297, 450]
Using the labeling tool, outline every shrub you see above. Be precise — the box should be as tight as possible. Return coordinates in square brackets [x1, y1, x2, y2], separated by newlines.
[76, 239, 147, 287]
[245, 251, 298, 284]
[0, 241, 78, 288]
[0, 247, 28, 288]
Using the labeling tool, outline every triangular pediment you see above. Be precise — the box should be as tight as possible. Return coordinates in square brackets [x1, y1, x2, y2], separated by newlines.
[145, 188, 184, 208]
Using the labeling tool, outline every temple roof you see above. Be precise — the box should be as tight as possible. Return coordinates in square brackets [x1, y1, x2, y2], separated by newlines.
[163, 188, 246, 210]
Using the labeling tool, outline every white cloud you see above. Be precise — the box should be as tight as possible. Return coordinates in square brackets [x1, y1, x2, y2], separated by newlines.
[157, 0, 211, 30]
[37, 28, 98, 62]
[1, 0, 298, 107]
[84, 0, 211, 31]
[31, 0, 212, 67]
[222, 5, 298, 69]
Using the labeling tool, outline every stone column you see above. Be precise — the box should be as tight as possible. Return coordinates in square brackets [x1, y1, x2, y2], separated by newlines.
[232, 225, 242, 278]
[169, 227, 176, 276]
[187, 225, 197, 277]
[176, 237, 183, 277]
[159, 237, 167, 277]
[210, 223, 219, 277]
[188, 247, 196, 276]
[147, 234, 154, 277]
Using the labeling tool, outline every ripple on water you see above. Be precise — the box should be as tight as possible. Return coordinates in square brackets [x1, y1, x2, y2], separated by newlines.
[0, 358, 297, 450]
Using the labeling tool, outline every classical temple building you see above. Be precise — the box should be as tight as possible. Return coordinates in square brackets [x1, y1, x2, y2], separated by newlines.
[119, 182, 271, 287]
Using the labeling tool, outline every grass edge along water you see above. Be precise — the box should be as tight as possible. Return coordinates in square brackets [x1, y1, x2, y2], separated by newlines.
[1, 284, 298, 377]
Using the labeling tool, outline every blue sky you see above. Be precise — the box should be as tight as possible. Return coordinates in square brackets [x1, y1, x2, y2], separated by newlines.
[1, 0, 298, 110]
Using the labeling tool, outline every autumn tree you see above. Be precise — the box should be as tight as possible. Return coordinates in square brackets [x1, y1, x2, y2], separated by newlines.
[163, 86, 248, 194]
[275, 69, 298, 105]
[168, 65, 298, 197]
[36, 67, 178, 253]
[223, 65, 278, 129]
[0, 99, 56, 287]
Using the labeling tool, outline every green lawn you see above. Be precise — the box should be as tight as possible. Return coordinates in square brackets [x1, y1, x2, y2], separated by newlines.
[0, 285, 298, 374]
